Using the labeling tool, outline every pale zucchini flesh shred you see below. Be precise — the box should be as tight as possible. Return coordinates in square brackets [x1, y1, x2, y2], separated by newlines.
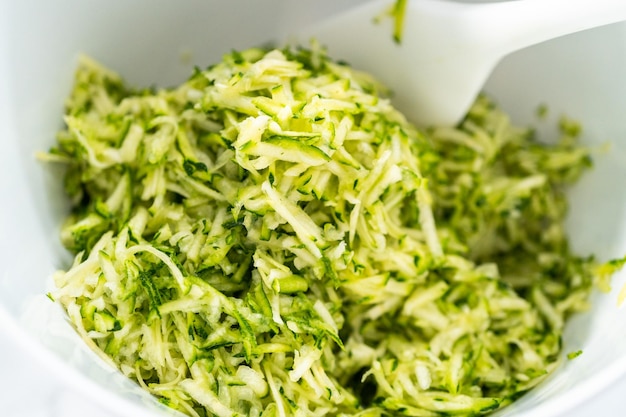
[48, 45, 618, 417]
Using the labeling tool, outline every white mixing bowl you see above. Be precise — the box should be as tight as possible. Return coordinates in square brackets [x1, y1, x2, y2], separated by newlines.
[1, 1, 626, 416]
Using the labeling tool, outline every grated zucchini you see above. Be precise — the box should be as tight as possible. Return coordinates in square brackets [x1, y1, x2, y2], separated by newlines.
[47, 45, 619, 416]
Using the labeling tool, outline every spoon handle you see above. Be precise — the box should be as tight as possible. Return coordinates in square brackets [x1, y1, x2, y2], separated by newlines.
[468, 0, 626, 54]
[292, 0, 626, 126]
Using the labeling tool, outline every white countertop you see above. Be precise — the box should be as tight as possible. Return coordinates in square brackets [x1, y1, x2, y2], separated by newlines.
[1, 329, 625, 417]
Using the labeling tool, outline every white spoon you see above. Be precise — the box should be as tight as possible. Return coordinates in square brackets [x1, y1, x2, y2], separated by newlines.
[292, 0, 626, 126]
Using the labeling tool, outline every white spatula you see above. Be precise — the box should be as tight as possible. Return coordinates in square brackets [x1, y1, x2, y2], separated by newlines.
[291, 0, 626, 126]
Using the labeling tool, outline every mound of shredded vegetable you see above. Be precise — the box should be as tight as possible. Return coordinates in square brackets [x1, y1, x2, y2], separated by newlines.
[47, 46, 612, 416]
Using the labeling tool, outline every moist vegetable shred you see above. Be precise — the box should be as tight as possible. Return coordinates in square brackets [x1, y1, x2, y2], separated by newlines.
[49, 46, 608, 416]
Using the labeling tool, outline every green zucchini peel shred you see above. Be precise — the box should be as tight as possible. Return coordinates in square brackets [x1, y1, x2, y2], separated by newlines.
[49, 46, 613, 416]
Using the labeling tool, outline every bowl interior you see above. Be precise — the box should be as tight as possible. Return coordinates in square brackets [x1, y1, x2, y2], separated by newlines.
[1, 2, 626, 416]
[483, 22, 626, 416]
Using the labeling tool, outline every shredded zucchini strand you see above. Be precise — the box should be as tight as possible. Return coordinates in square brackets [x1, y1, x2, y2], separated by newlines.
[48, 45, 614, 416]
